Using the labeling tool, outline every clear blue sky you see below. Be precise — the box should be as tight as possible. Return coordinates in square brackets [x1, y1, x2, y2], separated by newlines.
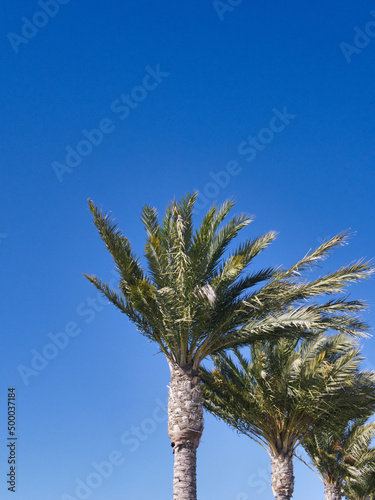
[1, 1, 375, 498]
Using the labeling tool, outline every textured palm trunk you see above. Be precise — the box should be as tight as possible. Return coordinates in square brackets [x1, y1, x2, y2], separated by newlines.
[168, 362, 203, 500]
[324, 482, 342, 500]
[271, 453, 295, 500]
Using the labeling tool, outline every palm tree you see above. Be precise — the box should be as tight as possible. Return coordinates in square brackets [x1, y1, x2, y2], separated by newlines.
[304, 417, 375, 500]
[85, 192, 372, 500]
[200, 335, 375, 500]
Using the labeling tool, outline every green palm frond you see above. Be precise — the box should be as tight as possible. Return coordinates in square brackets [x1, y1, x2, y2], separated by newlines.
[278, 232, 350, 275]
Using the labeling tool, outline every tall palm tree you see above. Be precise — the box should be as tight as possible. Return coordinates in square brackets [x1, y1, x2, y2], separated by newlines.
[304, 417, 375, 500]
[85, 192, 372, 500]
[200, 335, 375, 500]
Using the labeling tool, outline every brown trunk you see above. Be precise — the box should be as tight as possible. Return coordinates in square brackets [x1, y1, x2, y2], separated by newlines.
[271, 453, 295, 500]
[324, 482, 342, 500]
[168, 362, 203, 500]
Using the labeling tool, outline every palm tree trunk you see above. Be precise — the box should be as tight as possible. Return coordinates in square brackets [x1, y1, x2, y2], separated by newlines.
[324, 482, 342, 500]
[271, 452, 294, 500]
[168, 362, 203, 500]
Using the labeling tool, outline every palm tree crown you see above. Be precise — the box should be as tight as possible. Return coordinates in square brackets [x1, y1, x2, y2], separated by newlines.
[85, 193, 372, 366]
[201, 335, 375, 453]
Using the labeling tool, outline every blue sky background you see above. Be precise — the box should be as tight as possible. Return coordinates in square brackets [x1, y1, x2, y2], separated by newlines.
[1, 1, 375, 498]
